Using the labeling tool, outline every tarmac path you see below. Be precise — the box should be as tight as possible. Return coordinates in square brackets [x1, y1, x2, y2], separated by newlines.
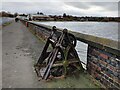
[2, 21, 46, 88]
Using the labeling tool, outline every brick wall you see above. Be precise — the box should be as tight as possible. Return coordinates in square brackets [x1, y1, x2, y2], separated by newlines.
[87, 45, 120, 89]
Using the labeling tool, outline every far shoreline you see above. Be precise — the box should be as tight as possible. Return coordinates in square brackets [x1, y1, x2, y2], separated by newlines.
[30, 20, 120, 23]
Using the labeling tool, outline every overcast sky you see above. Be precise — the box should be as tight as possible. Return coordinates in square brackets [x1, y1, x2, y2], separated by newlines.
[1, 0, 120, 17]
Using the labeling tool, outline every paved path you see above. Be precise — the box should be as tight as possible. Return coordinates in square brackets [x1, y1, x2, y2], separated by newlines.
[2, 21, 101, 88]
[2, 21, 46, 88]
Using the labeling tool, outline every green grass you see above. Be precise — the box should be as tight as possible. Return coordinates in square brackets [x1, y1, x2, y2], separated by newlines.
[46, 72, 101, 88]
[2, 21, 13, 27]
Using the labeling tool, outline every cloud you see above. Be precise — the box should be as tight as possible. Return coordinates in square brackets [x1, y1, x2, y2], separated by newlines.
[2, 0, 120, 2]
[2, 1, 119, 17]
[64, 2, 91, 10]
[2, 2, 64, 14]
[88, 2, 118, 11]
[65, 2, 118, 16]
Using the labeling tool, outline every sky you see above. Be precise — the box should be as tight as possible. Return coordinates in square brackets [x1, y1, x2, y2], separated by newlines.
[1, 0, 120, 17]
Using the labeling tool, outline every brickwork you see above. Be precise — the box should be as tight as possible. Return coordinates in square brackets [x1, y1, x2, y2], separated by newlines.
[87, 45, 120, 89]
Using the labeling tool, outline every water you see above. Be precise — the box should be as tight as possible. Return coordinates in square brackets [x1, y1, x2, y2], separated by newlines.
[0, 17, 14, 25]
[34, 21, 118, 41]
[33, 21, 118, 69]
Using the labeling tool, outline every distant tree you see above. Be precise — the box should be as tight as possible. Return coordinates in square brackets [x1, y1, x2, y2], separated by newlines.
[7, 11, 11, 14]
[8, 13, 14, 17]
[37, 12, 39, 14]
[22, 14, 25, 16]
[1, 11, 13, 17]
[1, 11, 7, 17]
[14, 12, 18, 17]
[63, 13, 67, 17]
[40, 12, 44, 15]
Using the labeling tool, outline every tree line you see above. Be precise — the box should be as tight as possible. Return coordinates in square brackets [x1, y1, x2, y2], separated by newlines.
[0, 11, 27, 17]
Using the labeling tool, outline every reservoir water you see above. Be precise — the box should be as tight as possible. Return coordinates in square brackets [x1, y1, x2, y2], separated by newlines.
[34, 21, 118, 41]
[33, 21, 118, 69]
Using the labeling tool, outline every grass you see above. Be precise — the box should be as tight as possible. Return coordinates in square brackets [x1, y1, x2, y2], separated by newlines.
[46, 72, 101, 88]
[2, 21, 13, 27]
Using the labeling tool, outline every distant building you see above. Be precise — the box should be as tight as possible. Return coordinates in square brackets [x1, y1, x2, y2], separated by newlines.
[29, 14, 54, 21]
[16, 15, 26, 20]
